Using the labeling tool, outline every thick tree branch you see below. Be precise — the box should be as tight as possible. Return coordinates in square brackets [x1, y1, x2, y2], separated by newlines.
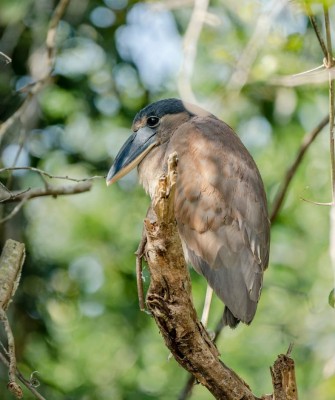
[143, 153, 255, 399]
[142, 152, 298, 399]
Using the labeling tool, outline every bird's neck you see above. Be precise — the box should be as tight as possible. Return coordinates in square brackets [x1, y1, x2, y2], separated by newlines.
[138, 145, 168, 199]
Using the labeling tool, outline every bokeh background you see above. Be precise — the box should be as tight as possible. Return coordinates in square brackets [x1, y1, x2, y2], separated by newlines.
[1, 0, 335, 399]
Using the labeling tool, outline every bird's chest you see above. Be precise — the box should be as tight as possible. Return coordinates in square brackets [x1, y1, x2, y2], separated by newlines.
[137, 145, 169, 199]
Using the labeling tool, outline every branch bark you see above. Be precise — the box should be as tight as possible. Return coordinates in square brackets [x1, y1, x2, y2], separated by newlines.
[0, 181, 93, 203]
[142, 152, 298, 400]
[0, 239, 25, 398]
[0, 240, 47, 399]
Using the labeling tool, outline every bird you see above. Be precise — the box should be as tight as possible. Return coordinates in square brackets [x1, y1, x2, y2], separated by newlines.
[106, 98, 270, 328]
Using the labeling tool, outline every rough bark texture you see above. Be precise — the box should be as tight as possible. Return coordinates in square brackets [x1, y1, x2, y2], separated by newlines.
[142, 152, 298, 400]
[0, 239, 26, 398]
[270, 353, 298, 400]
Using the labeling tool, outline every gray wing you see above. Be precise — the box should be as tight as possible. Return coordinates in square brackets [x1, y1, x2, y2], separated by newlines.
[169, 116, 270, 325]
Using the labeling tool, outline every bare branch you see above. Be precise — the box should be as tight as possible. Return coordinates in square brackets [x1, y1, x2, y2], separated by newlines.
[304, 2, 328, 59]
[46, 0, 70, 69]
[0, 52, 12, 65]
[323, 5, 335, 202]
[0, 240, 26, 398]
[0, 166, 95, 222]
[0, 198, 28, 224]
[0, 181, 93, 204]
[270, 66, 335, 87]
[0, 166, 105, 183]
[270, 115, 329, 223]
[0, 350, 46, 400]
[178, 0, 210, 103]
[0, 0, 70, 139]
[227, 0, 288, 93]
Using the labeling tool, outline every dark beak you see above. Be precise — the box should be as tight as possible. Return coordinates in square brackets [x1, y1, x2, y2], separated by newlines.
[106, 126, 158, 185]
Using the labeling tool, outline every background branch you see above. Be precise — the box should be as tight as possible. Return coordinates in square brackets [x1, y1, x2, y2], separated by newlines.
[0, 240, 46, 399]
[0, 181, 93, 204]
[305, 2, 328, 59]
[178, 0, 210, 103]
[270, 114, 329, 222]
[0, 240, 25, 398]
[0, 0, 70, 139]
[226, 0, 287, 93]
[0, 166, 105, 183]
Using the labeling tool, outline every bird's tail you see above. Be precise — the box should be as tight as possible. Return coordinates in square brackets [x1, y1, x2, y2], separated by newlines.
[222, 306, 240, 329]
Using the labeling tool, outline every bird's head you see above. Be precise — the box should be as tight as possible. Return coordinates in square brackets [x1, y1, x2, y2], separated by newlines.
[106, 98, 211, 185]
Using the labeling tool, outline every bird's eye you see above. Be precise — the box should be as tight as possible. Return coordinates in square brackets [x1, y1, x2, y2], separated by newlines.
[147, 116, 160, 128]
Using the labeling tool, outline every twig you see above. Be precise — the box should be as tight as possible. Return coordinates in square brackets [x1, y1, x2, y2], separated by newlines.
[226, 0, 287, 92]
[304, 2, 328, 59]
[178, 0, 210, 103]
[300, 197, 332, 207]
[0, 181, 93, 204]
[323, 5, 335, 202]
[0, 182, 92, 223]
[6, 128, 27, 190]
[178, 375, 196, 400]
[0, 198, 28, 224]
[0, 310, 22, 398]
[0, 83, 42, 140]
[0, 188, 31, 203]
[46, 0, 70, 69]
[0, 0, 70, 139]
[0, 352, 46, 400]
[270, 115, 329, 222]
[0, 52, 12, 65]
[0, 166, 105, 182]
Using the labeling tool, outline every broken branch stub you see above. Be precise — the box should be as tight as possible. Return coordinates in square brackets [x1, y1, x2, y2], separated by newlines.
[0, 239, 25, 310]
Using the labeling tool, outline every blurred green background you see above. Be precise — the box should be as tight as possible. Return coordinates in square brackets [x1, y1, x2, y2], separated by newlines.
[0, 0, 335, 399]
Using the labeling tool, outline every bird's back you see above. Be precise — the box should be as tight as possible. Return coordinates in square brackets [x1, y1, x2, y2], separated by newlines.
[166, 115, 270, 326]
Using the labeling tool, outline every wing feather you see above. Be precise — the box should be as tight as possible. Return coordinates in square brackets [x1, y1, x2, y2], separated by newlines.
[167, 116, 270, 324]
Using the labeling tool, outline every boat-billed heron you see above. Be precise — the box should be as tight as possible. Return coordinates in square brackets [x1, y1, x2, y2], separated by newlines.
[107, 98, 270, 328]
